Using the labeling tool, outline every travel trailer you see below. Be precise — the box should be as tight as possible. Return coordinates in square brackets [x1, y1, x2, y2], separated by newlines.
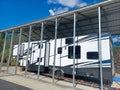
[13, 33, 114, 84]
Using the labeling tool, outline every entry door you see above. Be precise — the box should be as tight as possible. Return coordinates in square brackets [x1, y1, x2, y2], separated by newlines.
[44, 42, 50, 67]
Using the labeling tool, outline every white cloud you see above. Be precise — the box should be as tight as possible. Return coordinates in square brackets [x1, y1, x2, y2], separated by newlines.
[48, 0, 57, 4]
[113, 36, 120, 43]
[47, 0, 88, 8]
[112, 38, 118, 43]
[49, 9, 55, 16]
[77, 2, 88, 7]
[54, 7, 69, 14]
[58, 0, 79, 8]
[49, 7, 69, 15]
[48, 0, 87, 16]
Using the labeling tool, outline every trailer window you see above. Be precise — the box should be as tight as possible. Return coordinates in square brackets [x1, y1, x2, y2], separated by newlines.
[68, 46, 81, 59]
[37, 57, 42, 62]
[58, 47, 62, 54]
[87, 52, 98, 59]
[65, 38, 73, 44]
[38, 44, 43, 49]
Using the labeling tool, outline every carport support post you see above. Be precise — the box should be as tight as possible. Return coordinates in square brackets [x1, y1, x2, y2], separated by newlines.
[0, 32, 7, 70]
[15, 28, 22, 74]
[37, 22, 44, 79]
[73, 13, 76, 88]
[25, 25, 32, 76]
[7, 30, 14, 73]
[60, 38, 62, 70]
[52, 18, 58, 83]
[98, 6, 103, 90]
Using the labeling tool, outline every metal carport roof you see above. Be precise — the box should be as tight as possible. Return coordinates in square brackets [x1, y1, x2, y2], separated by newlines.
[0, 0, 120, 42]
[0, 1, 120, 90]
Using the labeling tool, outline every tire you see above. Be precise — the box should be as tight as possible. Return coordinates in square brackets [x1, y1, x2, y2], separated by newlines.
[55, 70, 64, 77]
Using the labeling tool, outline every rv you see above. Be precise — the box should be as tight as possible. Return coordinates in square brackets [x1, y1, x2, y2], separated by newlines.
[13, 33, 114, 84]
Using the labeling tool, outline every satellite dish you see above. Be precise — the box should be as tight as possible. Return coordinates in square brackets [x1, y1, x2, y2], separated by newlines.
[49, 9, 55, 16]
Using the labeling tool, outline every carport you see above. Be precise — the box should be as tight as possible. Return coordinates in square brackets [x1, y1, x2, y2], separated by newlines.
[0, 0, 120, 90]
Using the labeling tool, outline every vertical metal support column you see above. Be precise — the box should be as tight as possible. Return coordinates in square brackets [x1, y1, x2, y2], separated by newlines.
[52, 18, 58, 83]
[29, 43, 33, 64]
[0, 32, 7, 70]
[73, 13, 76, 88]
[7, 30, 14, 73]
[98, 6, 103, 90]
[15, 28, 22, 74]
[25, 25, 32, 76]
[60, 38, 62, 70]
[37, 22, 44, 79]
[31, 43, 34, 64]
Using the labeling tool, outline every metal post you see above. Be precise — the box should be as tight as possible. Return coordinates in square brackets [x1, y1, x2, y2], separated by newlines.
[37, 22, 44, 79]
[76, 37, 79, 70]
[73, 13, 76, 88]
[60, 38, 62, 71]
[15, 28, 22, 74]
[25, 25, 32, 76]
[0, 32, 7, 71]
[7, 30, 14, 73]
[52, 18, 58, 83]
[29, 43, 33, 64]
[98, 6, 103, 90]
[31, 43, 34, 64]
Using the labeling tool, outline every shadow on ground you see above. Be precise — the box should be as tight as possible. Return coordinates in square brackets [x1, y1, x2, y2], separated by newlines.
[0, 79, 32, 90]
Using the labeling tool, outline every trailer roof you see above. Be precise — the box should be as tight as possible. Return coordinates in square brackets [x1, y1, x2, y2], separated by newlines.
[0, 0, 120, 41]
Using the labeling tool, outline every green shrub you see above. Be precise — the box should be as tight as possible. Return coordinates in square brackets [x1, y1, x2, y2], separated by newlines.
[10, 59, 16, 66]
[2, 63, 7, 66]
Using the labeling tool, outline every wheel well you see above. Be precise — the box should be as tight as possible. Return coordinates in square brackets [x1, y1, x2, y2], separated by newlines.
[55, 69, 64, 76]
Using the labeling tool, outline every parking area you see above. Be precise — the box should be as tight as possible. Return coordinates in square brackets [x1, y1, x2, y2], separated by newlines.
[0, 67, 120, 90]
[0, 0, 120, 90]
[0, 75, 100, 90]
[0, 79, 32, 90]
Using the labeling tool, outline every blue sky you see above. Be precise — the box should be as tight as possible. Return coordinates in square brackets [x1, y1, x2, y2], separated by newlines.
[112, 35, 120, 46]
[0, 0, 101, 30]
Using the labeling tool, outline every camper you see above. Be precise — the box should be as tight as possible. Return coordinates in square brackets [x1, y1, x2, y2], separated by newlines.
[12, 33, 114, 84]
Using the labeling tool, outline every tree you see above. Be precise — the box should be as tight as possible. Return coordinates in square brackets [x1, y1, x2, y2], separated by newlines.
[0, 32, 5, 60]
[0, 32, 10, 64]
[114, 46, 120, 74]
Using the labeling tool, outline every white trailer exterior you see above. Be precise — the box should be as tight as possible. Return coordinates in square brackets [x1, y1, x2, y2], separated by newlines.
[0, 1, 119, 89]
[13, 41, 45, 66]
[13, 33, 114, 84]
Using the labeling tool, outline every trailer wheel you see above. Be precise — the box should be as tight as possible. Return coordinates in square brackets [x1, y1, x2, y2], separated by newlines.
[48, 69, 52, 74]
[55, 70, 64, 78]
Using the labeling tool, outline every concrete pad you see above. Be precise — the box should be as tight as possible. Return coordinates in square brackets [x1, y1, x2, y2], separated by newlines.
[1, 67, 119, 90]
[0, 79, 32, 90]
[0, 75, 99, 90]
